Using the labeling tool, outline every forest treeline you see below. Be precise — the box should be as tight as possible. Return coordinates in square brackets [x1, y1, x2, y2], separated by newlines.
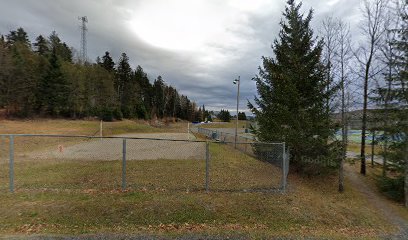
[0, 28, 209, 121]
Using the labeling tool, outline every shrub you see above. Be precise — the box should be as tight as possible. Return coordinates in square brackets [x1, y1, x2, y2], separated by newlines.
[377, 176, 404, 202]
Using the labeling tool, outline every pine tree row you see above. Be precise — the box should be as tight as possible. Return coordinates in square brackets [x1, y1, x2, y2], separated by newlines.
[0, 28, 202, 121]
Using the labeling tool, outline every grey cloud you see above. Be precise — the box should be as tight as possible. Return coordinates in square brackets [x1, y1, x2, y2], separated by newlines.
[0, 0, 363, 114]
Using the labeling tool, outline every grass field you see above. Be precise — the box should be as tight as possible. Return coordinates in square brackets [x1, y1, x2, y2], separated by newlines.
[347, 143, 382, 155]
[0, 119, 189, 156]
[0, 119, 404, 238]
[347, 162, 408, 226]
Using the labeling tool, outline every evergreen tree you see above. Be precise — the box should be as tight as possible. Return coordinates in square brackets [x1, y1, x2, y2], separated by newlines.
[100, 51, 115, 72]
[202, 105, 207, 121]
[2, 29, 38, 116]
[38, 48, 70, 116]
[6, 28, 30, 47]
[0, 35, 12, 108]
[153, 76, 165, 118]
[218, 109, 231, 122]
[249, 0, 337, 169]
[33, 35, 50, 56]
[174, 91, 182, 119]
[396, 3, 408, 206]
[134, 65, 152, 119]
[166, 86, 177, 119]
[238, 112, 247, 120]
[373, 0, 408, 205]
[88, 64, 117, 120]
[197, 106, 202, 122]
[0, 27, 200, 122]
[49, 31, 72, 62]
[62, 62, 86, 118]
[116, 53, 135, 117]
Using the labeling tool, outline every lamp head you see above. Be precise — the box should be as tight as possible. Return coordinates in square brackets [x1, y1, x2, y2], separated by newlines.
[233, 79, 239, 84]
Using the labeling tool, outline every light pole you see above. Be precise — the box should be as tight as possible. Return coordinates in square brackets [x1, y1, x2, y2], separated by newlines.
[233, 76, 240, 149]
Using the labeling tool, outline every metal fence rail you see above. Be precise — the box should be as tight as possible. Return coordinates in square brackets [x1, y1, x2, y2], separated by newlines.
[0, 133, 289, 193]
[194, 127, 289, 191]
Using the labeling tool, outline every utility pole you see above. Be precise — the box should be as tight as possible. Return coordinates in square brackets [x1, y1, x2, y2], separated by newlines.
[78, 16, 88, 64]
[233, 76, 240, 149]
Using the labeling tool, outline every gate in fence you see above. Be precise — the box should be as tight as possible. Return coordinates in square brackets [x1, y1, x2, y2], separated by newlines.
[0, 133, 289, 193]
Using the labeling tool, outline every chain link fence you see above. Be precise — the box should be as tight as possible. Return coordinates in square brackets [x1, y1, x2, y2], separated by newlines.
[194, 127, 289, 191]
[0, 133, 289, 193]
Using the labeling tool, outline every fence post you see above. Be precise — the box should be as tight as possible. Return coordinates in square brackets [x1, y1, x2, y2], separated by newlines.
[100, 120, 103, 138]
[9, 135, 14, 193]
[188, 123, 190, 141]
[122, 138, 127, 191]
[205, 142, 210, 192]
[281, 142, 286, 192]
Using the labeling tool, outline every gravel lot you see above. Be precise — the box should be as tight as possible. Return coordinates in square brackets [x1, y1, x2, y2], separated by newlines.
[27, 133, 206, 161]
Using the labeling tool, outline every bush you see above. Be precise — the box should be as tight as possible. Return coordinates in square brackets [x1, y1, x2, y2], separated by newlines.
[136, 104, 148, 120]
[99, 108, 114, 122]
[121, 106, 133, 119]
[292, 140, 342, 176]
[377, 176, 404, 202]
[113, 108, 123, 120]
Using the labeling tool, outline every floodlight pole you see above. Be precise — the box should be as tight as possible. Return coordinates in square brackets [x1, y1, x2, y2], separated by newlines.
[234, 76, 240, 149]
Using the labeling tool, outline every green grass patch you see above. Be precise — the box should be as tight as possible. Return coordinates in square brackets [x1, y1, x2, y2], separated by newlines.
[0, 142, 396, 238]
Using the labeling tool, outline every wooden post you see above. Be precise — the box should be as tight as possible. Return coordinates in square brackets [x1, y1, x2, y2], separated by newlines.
[187, 122, 190, 141]
[100, 120, 103, 138]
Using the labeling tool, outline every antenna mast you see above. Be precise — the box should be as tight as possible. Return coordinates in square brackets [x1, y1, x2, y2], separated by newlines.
[78, 16, 88, 64]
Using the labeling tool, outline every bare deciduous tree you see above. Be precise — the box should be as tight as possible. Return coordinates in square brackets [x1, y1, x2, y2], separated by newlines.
[337, 20, 353, 192]
[356, 0, 388, 175]
[322, 17, 340, 116]
[322, 17, 353, 192]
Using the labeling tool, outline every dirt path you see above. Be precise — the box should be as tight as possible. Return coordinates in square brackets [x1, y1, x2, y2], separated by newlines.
[345, 164, 408, 238]
[26, 133, 206, 161]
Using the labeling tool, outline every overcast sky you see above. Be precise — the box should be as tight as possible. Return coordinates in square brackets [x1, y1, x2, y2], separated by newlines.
[0, 0, 363, 113]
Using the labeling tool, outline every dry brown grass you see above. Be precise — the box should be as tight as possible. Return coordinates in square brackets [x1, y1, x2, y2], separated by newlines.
[348, 143, 382, 155]
[0, 119, 401, 238]
[348, 162, 408, 222]
[0, 119, 190, 156]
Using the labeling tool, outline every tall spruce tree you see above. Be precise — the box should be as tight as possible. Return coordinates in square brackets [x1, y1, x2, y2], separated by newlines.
[153, 76, 166, 118]
[388, 0, 408, 206]
[34, 35, 50, 56]
[38, 48, 70, 116]
[116, 53, 134, 118]
[6, 28, 30, 47]
[100, 51, 115, 73]
[49, 31, 72, 62]
[0, 35, 10, 108]
[249, 0, 337, 170]
[134, 65, 152, 119]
